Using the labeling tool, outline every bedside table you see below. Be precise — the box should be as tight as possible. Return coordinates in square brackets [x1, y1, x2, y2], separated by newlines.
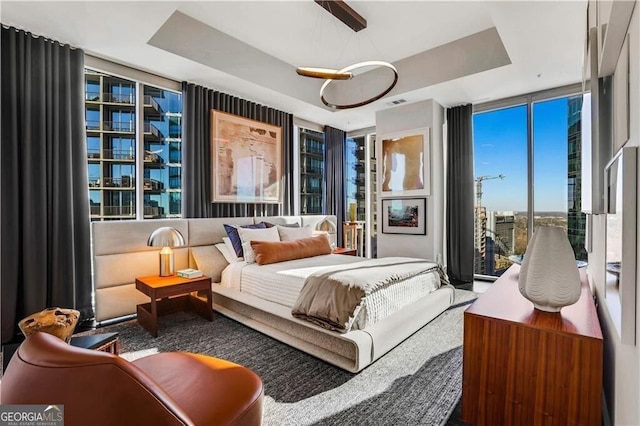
[70, 332, 120, 355]
[135, 275, 213, 337]
[333, 247, 357, 256]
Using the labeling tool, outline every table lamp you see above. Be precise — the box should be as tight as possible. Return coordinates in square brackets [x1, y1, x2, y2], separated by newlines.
[147, 227, 185, 276]
[314, 217, 337, 249]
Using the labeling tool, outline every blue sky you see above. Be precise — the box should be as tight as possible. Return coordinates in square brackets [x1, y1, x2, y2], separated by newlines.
[473, 98, 569, 212]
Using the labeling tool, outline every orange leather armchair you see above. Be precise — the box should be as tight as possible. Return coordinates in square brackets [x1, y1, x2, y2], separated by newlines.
[1, 332, 263, 426]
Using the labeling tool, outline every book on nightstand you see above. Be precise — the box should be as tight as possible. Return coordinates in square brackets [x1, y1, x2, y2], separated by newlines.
[176, 268, 203, 279]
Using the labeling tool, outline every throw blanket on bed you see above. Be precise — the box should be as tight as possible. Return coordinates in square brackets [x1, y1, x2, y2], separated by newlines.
[291, 257, 448, 332]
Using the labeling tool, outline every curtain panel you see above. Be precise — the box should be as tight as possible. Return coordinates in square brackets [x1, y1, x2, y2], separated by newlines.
[324, 126, 346, 247]
[1, 26, 92, 343]
[446, 104, 475, 285]
[182, 83, 294, 218]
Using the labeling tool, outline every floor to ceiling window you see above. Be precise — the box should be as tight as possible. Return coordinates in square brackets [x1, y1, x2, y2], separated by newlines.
[345, 131, 377, 258]
[84, 68, 182, 221]
[473, 88, 589, 278]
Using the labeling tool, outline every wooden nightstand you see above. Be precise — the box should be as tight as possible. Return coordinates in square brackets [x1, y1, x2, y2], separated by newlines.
[333, 247, 357, 256]
[135, 275, 213, 337]
[70, 332, 120, 355]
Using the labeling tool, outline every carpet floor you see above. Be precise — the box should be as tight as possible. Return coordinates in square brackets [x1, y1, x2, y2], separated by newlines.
[90, 289, 476, 426]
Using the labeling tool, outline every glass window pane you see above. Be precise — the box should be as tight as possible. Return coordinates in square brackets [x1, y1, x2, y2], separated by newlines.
[143, 84, 182, 219]
[533, 95, 587, 261]
[299, 128, 325, 214]
[85, 69, 137, 220]
[473, 105, 528, 276]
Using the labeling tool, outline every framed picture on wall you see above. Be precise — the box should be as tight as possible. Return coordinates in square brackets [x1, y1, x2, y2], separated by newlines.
[382, 198, 426, 235]
[379, 128, 430, 196]
[604, 146, 637, 345]
[211, 110, 282, 203]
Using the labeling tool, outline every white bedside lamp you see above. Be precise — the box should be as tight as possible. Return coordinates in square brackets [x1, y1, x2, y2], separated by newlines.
[314, 217, 337, 249]
[147, 227, 185, 277]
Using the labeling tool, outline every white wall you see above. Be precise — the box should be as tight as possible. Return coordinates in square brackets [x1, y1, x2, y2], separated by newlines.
[589, 3, 640, 425]
[375, 100, 445, 261]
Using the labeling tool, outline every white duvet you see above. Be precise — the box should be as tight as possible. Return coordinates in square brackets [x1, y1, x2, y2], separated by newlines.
[220, 254, 441, 330]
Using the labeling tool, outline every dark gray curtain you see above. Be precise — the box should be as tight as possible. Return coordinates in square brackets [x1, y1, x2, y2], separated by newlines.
[324, 126, 346, 247]
[446, 105, 474, 285]
[1, 26, 92, 344]
[182, 82, 294, 218]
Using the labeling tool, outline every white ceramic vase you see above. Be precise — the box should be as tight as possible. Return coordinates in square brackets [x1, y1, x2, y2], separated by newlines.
[518, 226, 581, 312]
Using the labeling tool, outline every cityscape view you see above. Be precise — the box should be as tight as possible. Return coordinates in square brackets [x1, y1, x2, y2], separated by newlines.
[474, 95, 588, 277]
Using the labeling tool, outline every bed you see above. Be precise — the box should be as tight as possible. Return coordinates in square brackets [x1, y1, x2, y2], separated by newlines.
[91, 215, 455, 373]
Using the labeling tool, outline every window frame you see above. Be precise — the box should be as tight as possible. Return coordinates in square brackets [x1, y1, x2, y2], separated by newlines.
[472, 83, 587, 281]
[85, 55, 182, 221]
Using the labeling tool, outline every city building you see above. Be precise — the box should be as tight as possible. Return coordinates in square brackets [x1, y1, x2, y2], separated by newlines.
[567, 95, 587, 260]
[298, 128, 324, 215]
[85, 70, 182, 221]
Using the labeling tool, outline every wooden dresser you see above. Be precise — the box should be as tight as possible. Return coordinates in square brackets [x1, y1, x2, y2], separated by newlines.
[462, 265, 602, 426]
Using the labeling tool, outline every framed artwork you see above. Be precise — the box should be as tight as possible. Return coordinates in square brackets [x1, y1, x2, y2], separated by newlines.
[211, 110, 282, 203]
[380, 128, 430, 196]
[604, 146, 637, 345]
[382, 198, 426, 235]
[613, 34, 630, 153]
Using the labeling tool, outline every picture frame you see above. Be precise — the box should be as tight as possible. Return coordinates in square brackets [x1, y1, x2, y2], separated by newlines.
[379, 128, 430, 196]
[211, 110, 282, 203]
[613, 34, 630, 153]
[604, 146, 636, 345]
[381, 198, 426, 235]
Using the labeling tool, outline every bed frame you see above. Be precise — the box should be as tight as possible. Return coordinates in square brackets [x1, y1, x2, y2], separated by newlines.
[91, 216, 454, 372]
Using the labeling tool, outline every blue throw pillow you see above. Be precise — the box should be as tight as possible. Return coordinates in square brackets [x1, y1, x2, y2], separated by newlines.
[263, 222, 300, 228]
[224, 223, 267, 258]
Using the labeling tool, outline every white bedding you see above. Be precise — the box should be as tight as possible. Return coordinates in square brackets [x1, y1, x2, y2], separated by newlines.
[220, 254, 442, 330]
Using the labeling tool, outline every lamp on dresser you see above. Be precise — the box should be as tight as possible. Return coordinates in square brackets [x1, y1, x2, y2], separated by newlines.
[147, 227, 185, 276]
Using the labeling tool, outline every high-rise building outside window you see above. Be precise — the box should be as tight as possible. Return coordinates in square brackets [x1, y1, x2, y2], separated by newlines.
[345, 132, 377, 258]
[473, 91, 589, 278]
[84, 69, 182, 221]
[299, 128, 325, 214]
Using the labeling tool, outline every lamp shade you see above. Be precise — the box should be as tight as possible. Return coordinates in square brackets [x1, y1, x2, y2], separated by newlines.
[518, 226, 580, 312]
[147, 227, 185, 248]
[314, 218, 337, 249]
[314, 218, 337, 234]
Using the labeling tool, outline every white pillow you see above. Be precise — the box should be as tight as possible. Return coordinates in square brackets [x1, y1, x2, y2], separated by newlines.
[215, 243, 240, 264]
[222, 237, 242, 261]
[237, 226, 280, 263]
[276, 224, 313, 241]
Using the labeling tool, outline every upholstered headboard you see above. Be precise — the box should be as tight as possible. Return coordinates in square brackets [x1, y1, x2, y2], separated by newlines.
[91, 215, 336, 323]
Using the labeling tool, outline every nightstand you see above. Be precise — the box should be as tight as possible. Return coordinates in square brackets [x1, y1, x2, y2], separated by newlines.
[70, 332, 120, 354]
[135, 275, 213, 337]
[333, 247, 357, 256]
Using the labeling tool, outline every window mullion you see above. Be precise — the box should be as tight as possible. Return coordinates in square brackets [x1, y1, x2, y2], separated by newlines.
[527, 97, 534, 241]
[135, 82, 145, 220]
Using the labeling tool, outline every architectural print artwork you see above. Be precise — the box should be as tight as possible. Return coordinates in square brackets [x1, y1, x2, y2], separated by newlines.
[381, 128, 430, 196]
[382, 198, 426, 235]
[211, 110, 282, 203]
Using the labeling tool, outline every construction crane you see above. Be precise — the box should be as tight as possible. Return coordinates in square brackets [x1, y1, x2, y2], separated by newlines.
[475, 174, 505, 207]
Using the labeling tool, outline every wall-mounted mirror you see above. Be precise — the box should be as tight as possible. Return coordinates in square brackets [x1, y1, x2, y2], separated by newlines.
[604, 146, 636, 345]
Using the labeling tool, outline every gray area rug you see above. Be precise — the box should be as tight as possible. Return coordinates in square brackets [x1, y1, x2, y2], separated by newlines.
[91, 289, 476, 426]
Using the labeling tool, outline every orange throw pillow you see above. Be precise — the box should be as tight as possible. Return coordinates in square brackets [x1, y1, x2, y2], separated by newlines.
[250, 236, 332, 265]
